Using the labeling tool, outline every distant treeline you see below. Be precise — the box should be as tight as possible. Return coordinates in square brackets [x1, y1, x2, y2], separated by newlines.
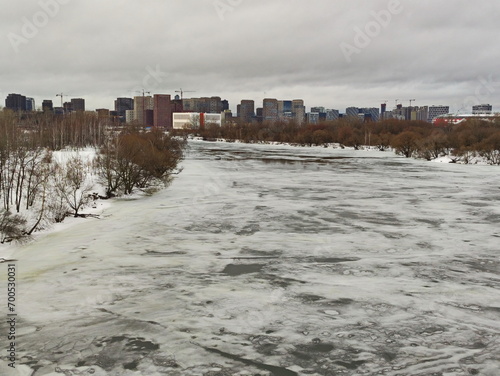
[172, 117, 500, 164]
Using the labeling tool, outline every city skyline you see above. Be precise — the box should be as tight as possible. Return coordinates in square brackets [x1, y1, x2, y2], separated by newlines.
[1, 90, 487, 117]
[1, 1, 500, 114]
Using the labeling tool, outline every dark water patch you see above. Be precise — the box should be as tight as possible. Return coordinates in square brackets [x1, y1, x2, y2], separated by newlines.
[263, 274, 307, 288]
[296, 343, 335, 353]
[297, 209, 319, 217]
[462, 201, 490, 207]
[330, 298, 354, 305]
[297, 294, 325, 303]
[291, 350, 313, 360]
[484, 306, 500, 313]
[335, 360, 365, 369]
[124, 359, 139, 370]
[126, 338, 160, 352]
[415, 218, 442, 227]
[463, 260, 499, 273]
[254, 205, 269, 211]
[363, 213, 403, 226]
[380, 351, 397, 362]
[420, 326, 445, 335]
[485, 214, 500, 222]
[222, 263, 265, 276]
[200, 345, 298, 376]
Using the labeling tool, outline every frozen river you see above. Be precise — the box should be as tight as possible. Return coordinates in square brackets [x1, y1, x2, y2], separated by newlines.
[2, 141, 500, 375]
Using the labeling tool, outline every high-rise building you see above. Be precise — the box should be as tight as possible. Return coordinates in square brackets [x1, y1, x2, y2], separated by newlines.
[221, 99, 229, 111]
[472, 104, 492, 114]
[428, 106, 450, 123]
[278, 100, 293, 120]
[222, 110, 233, 124]
[209, 96, 223, 113]
[307, 112, 320, 124]
[239, 100, 255, 123]
[381, 103, 387, 119]
[325, 109, 339, 121]
[114, 97, 134, 122]
[134, 95, 154, 125]
[182, 96, 222, 114]
[63, 102, 73, 113]
[96, 108, 110, 118]
[346, 107, 360, 118]
[360, 108, 380, 122]
[292, 99, 305, 124]
[153, 94, 172, 129]
[171, 97, 183, 113]
[311, 106, 326, 114]
[263, 98, 278, 122]
[5, 93, 27, 112]
[145, 110, 154, 126]
[26, 97, 35, 112]
[71, 98, 85, 112]
[412, 106, 428, 122]
[42, 100, 53, 113]
[256, 108, 264, 123]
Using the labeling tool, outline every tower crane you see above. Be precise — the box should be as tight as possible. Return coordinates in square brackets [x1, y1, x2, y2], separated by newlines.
[56, 93, 65, 108]
[175, 88, 196, 100]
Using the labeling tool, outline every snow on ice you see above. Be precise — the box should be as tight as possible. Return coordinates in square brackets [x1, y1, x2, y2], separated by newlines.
[1, 141, 499, 375]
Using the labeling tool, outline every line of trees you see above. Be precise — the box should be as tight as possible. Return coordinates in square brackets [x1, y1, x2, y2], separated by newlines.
[0, 110, 186, 243]
[172, 117, 500, 164]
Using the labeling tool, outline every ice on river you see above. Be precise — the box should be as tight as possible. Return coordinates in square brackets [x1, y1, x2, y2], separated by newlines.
[1, 141, 500, 375]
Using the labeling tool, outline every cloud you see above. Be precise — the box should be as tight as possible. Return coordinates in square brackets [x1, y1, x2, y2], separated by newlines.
[1, 0, 500, 113]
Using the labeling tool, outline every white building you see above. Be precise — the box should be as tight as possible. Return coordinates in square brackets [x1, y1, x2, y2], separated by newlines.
[172, 112, 222, 129]
[204, 113, 222, 126]
[472, 104, 492, 114]
[125, 110, 135, 123]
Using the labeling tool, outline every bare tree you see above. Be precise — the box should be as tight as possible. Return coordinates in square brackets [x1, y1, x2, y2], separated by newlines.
[0, 210, 27, 243]
[54, 155, 94, 217]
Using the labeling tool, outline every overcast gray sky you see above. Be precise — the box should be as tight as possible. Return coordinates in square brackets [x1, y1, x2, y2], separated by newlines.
[2, 0, 500, 113]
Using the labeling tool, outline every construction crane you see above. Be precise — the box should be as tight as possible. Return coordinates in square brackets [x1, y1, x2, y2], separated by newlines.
[56, 93, 76, 114]
[135, 89, 151, 126]
[175, 88, 195, 100]
[395, 99, 400, 108]
[56, 93, 66, 108]
[408, 99, 416, 107]
[136, 89, 150, 97]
